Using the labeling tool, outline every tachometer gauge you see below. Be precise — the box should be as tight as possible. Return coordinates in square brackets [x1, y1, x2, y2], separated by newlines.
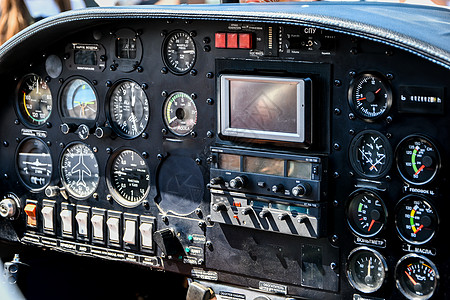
[107, 149, 150, 207]
[349, 130, 392, 178]
[163, 30, 196, 74]
[346, 189, 387, 237]
[395, 195, 438, 245]
[17, 74, 53, 126]
[395, 254, 439, 300]
[108, 80, 149, 138]
[60, 143, 99, 199]
[348, 73, 392, 121]
[60, 78, 97, 120]
[163, 92, 198, 136]
[396, 135, 440, 185]
[347, 247, 388, 293]
[16, 138, 52, 191]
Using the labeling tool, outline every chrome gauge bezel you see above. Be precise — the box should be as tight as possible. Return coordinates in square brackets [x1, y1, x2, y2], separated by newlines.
[163, 91, 198, 136]
[106, 79, 150, 139]
[346, 246, 388, 294]
[59, 142, 100, 200]
[106, 148, 150, 208]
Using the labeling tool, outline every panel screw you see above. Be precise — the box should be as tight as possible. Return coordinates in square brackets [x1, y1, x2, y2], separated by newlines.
[349, 129, 355, 135]
[157, 153, 164, 160]
[141, 132, 149, 139]
[206, 72, 214, 79]
[136, 66, 144, 73]
[386, 73, 394, 80]
[195, 158, 201, 165]
[331, 235, 339, 244]
[206, 131, 214, 138]
[334, 108, 341, 115]
[161, 90, 168, 97]
[14, 119, 20, 125]
[333, 143, 341, 151]
[142, 152, 149, 159]
[349, 113, 356, 120]
[348, 71, 356, 78]
[106, 147, 113, 154]
[330, 262, 337, 270]
[161, 67, 168, 74]
[334, 79, 342, 87]
[206, 98, 214, 105]
[190, 131, 197, 138]
[106, 80, 112, 87]
[190, 69, 198, 76]
[141, 83, 149, 90]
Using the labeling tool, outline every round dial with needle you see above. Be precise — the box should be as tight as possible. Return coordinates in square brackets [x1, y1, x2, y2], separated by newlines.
[163, 30, 196, 75]
[395, 254, 439, 299]
[60, 78, 97, 120]
[349, 130, 392, 178]
[347, 247, 388, 293]
[348, 73, 392, 121]
[395, 195, 438, 245]
[396, 135, 440, 185]
[163, 91, 198, 136]
[108, 80, 149, 138]
[346, 189, 388, 237]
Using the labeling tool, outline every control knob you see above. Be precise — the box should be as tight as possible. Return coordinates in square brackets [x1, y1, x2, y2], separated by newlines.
[259, 209, 271, 219]
[271, 184, 284, 194]
[60, 123, 77, 135]
[241, 207, 252, 215]
[0, 193, 20, 219]
[212, 202, 227, 212]
[210, 177, 224, 185]
[292, 183, 311, 197]
[94, 126, 113, 139]
[229, 176, 246, 189]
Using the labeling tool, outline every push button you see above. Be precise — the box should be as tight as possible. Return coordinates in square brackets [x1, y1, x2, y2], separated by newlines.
[24, 203, 37, 227]
[75, 211, 88, 236]
[227, 33, 238, 48]
[91, 215, 104, 240]
[60, 209, 72, 234]
[41, 206, 54, 230]
[239, 33, 253, 49]
[215, 33, 226, 48]
[106, 217, 120, 242]
[123, 220, 136, 245]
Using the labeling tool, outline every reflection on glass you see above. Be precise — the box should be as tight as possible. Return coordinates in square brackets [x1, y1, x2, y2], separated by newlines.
[244, 156, 284, 176]
[218, 153, 240, 171]
[287, 160, 312, 179]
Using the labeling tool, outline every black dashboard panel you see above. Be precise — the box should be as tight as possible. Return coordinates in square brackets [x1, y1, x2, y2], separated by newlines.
[0, 3, 449, 300]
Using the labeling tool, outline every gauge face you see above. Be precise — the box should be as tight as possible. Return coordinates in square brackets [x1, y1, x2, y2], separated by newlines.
[16, 138, 52, 191]
[108, 80, 149, 138]
[347, 247, 388, 293]
[163, 92, 198, 136]
[346, 190, 388, 237]
[60, 78, 97, 120]
[108, 149, 150, 207]
[349, 130, 392, 178]
[396, 135, 440, 185]
[60, 143, 99, 199]
[17, 74, 53, 126]
[395, 195, 438, 245]
[395, 254, 439, 300]
[163, 31, 196, 74]
[348, 73, 392, 120]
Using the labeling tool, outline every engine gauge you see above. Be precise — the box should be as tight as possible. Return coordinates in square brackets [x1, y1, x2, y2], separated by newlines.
[396, 135, 440, 185]
[163, 91, 198, 136]
[60, 78, 98, 120]
[348, 73, 392, 121]
[395, 195, 438, 245]
[107, 149, 150, 207]
[60, 142, 99, 199]
[349, 130, 392, 178]
[347, 247, 388, 293]
[16, 138, 52, 191]
[346, 189, 387, 237]
[395, 254, 439, 300]
[108, 80, 149, 138]
[163, 30, 196, 74]
[17, 74, 53, 126]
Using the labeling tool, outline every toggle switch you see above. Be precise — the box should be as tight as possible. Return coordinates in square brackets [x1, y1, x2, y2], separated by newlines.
[60, 209, 73, 234]
[91, 214, 104, 240]
[24, 203, 37, 227]
[106, 217, 120, 242]
[139, 222, 153, 249]
[41, 206, 54, 230]
[123, 220, 136, 245]
[75, 211, 88, 236]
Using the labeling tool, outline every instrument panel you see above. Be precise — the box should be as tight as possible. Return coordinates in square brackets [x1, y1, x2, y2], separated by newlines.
[0, 3, 449, 300]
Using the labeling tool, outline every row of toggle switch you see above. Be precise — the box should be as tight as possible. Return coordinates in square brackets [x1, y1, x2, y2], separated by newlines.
[24, 201, 155, 252]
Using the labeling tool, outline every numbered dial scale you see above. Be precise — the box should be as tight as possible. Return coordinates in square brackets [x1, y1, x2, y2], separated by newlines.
[162, 30, 196, 74]
[60, 143, 99, 199]
[347, 247, 388, 293]
[348, 73, 392, 121]
[60, 78, 98, 120]
[395, 254, 439, 300]
[17, 74, 53, 127]
[108, 80, 150, 138]
[346, 189, 388, 237]
[163, 92, 198, 136]
[107, 149, 150, 207]
[349, 130, 392, 178]
[396, 135, 441, 185]
[395, 195, 438, 245]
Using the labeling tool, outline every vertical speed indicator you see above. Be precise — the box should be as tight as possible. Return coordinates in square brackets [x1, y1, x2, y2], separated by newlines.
[162, 30, 196, 75]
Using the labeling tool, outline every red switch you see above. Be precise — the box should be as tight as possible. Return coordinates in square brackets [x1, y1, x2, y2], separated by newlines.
[239, 33, 253, 49]
[24, 203, 37, 227]
[215, 33, 226, 48]
[227, 33, 238, 49]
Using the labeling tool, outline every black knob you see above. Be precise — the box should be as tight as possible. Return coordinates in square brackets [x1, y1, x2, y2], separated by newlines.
[272, 184, 284, 194]
[292, 183, 311, 197]
[278, 212, 289, 221]
[210, 177, 224, 185]
[94, 126, 112, 139]
[297, 215, 308, 224]
[229, 176, 246, 189]
[259, 209, 271, 219]
[60, 123, 77, 135]
[241, 207, 252, 215]
[77, 124, 91, 140]
[153, 228, 183, 256]
[212, 202, 227, 212]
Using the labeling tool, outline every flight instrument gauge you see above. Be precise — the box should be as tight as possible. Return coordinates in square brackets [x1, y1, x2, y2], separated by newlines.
[395, 254, 439, 299]
[346, 189, 388, 237]
[163, 91, 198, 136]
[60, 143, 99, 199]
[60, 78, 98, 120]
[108, 80, 149, 138]
[163, 30, 196, 74]
[17, 74, 53, 127]
[107, 149, 150, 207]
[348, 73, 392, 121]
[349, 130, 392, 178]
[347, 247, 388, 293]
[396, 135, 441, 185]
[395, 195, 438, 245]
[16, 138, 52, 191]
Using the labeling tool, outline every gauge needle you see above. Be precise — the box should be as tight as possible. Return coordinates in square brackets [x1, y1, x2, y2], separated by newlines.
[414, 224, 424, 234]
[368, 219, 376, 232]
[414, 165, 425, 176]
[375, 88, 381, 94]
[368, 258, 372, 277]
[405, 271, 418, 286]
[357, 97, 366, 101]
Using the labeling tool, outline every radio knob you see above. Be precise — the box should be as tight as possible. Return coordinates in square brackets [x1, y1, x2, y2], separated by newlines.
[259, 209, 271, 219]
[229, 176, 246, 189]
[271, 184, 284, 194]
[210, 177, 224, 185]
[292, 183, 311, 197]
[212, 202, 227, 212]
[0, 198, 17, 219]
